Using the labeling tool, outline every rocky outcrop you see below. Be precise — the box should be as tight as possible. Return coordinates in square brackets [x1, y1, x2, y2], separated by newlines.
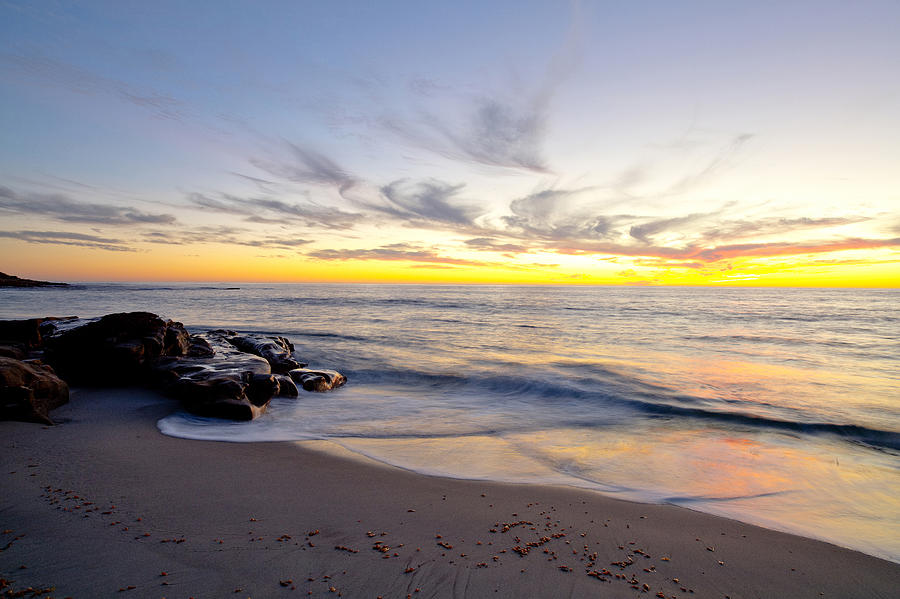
[273, 374, 299, 397]
[226, 335, 305, 373]
[0, 317, 76, 361]
[0, 312, 346, 423]
[44, 312, 190, 385]
[0, 357, 69, 424]
[152, 331, 279, 420]
[0, 271, 68, 287]
[288, 368, 347, 392]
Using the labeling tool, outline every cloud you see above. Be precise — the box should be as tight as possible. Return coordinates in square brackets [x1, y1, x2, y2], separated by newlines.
[306, 242, 563, 272]
[688, 237, 900, 262]
[442, 97, 548, 172]
[380, 89, 553, 173]
[634, 258, 705, 269]
[0, 230, 134, 251]
[490, 183, 886, 267]
[250, 142, 357, 194]
[547, 236, 900, 264]
[230, 171, 277, 190]
[366, 178, 484, 226]
[397, 1, 582, 174]
[657, 133, 754, 198]
[186, 192, 360, 229]
[0, 186, 176, 225]
[629, 212, 717, 243]
[503, 187, 623, 240]
[307, 243, 486, 266]
[464, 237, 530, 253]
[141, 226, 312, 251]
[0, 53, 188, 121]
[700, 216, 869, 242]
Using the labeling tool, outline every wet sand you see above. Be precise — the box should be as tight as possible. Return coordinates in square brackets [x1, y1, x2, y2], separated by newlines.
[1, 388, 898, 598]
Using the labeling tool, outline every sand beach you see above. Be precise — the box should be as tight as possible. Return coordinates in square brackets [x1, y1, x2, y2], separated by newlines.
[2, 387, 897, 598]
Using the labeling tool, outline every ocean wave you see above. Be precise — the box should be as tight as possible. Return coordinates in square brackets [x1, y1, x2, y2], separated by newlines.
[335, 365, 899, 451]
[683, 333, 869, 348]
[628, 400, 900, 452]
[269, 295, 477, 311]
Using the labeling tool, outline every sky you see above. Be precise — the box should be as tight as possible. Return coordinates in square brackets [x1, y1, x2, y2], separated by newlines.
[1, 1, 898, 285]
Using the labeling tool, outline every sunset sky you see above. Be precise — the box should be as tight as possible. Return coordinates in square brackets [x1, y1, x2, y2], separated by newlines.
[1, 1, 898, 285]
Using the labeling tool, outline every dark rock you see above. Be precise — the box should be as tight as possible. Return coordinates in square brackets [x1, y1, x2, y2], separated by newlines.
[0, 271, 68, 287]
[288, 368, 347, 392]
[246, 373, 280, 406]
[0, 345, 26, 360]
[0, 317, 77, 362]
[168, 378, 264, 420]
[273, 374, 299, 397]
[227, 335, 304, 374]
[0, 357, 69, 424]
[0, 318, 44, 350]
[187, 336, 214, 358]
[1, 311, 345, 422]
[151, 331, 275, 419]
[44, 312, 190, 385]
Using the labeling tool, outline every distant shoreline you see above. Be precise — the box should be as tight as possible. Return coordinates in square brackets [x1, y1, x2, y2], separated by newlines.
[0, 272, 68, 288]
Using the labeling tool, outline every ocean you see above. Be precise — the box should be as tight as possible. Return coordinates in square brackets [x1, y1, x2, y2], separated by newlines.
[2, 283, 898, 562]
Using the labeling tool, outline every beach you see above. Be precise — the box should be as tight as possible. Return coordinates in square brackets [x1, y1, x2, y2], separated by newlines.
[2, 387, 897, 598]
[3, 0, 899, 595]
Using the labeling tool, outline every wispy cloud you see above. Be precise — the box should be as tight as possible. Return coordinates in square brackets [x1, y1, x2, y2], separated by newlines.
[307, 243, 486, 266]
[699, 216, 869, 242]
[379, 85, 554, 173]
[464, 237, 530, 253]
[502, 186, 625, 241]
[440, 97, 549, 172]
[0, 53, 188, 121]
[0, 230, 134, 251]
[230, 171, 277, 191]
[629, 211, 720, 243]
[378, 2, 582, 174]
[688, 237, 900, 262]
[659, 133, 753, 197]
[0, 186, 176, 225]
[547, 236, 900, 264]
[186, 192, 360, 229]
[250, 142, 357, 194]
[141, 226, 312, 250]
[360, 178, 485, 226]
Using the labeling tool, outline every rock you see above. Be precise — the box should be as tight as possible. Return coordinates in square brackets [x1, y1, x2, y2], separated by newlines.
[187, 335, 214, 358]
[44, 312, 190, 385]
[246, 373, 280, 405]
[0, 357, 69, 424]
[0, 317, 76, 361]
[0, 271, 68, 287]
[0, 318, 44, 350]
[0, 345, 25, 360]
[1, 311, 345, 422]
[226, 335, 305, 374]
[273, 374, 299, 397]
[168, 378, 264, 420]
[288, 368, 347, 392]
[151, 331, 276, 419]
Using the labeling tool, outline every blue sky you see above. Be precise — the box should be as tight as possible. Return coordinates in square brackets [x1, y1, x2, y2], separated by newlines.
[1, 1, 898, 283]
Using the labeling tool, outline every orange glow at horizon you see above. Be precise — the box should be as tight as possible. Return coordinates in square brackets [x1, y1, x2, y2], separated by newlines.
[4, 238, 898, 287]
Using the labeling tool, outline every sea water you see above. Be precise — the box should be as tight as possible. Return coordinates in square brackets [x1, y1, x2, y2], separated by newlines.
[2, 283, 898, 561]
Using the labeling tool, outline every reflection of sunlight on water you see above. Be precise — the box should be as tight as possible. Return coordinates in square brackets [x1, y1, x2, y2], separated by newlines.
[330, 425, 900, 562]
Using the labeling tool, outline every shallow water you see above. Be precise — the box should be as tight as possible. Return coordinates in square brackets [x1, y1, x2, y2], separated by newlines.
[3, 283, 898, 561]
